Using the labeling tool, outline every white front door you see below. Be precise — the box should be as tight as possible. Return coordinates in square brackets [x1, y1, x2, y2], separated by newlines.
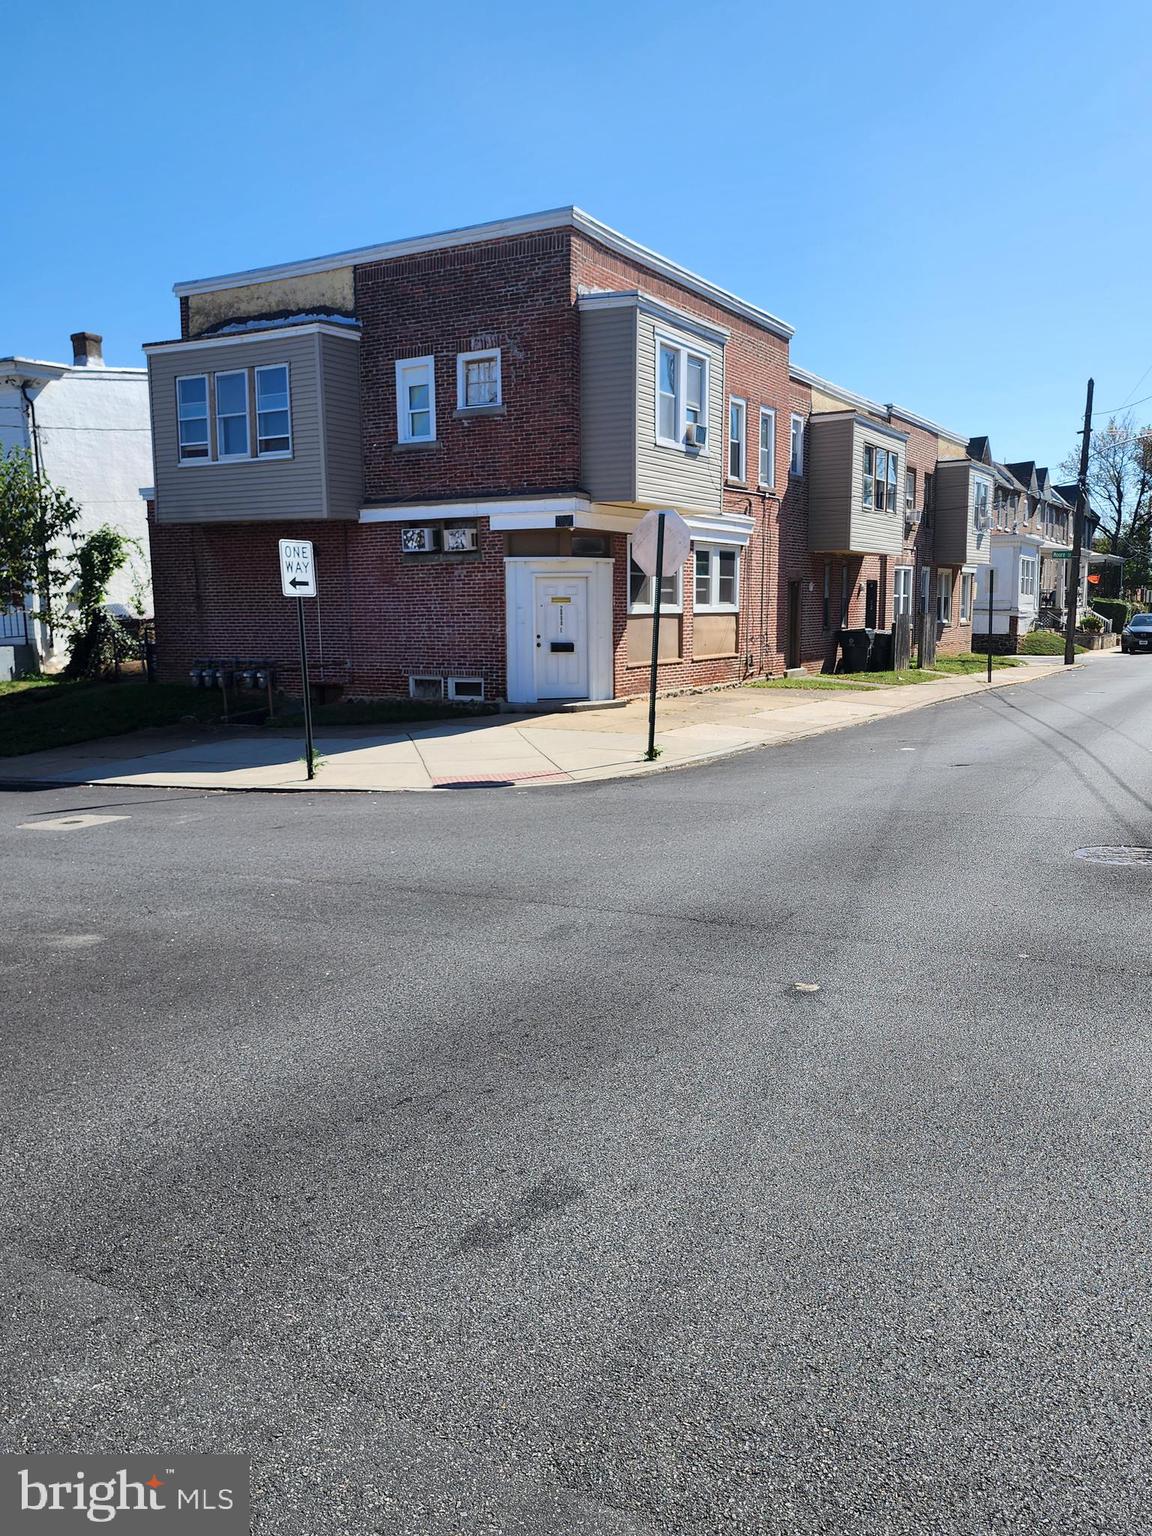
[534, 575, 589, 699]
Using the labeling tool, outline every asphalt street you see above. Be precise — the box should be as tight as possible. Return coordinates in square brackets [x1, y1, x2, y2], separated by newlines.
[2, 656, 1150, 1535]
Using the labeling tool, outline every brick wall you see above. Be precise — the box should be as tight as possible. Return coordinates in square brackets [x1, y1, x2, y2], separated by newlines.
[356, 231, 580, 505]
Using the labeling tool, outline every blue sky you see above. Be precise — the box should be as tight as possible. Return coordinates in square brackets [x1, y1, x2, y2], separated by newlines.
[7, 0, 1150, 469]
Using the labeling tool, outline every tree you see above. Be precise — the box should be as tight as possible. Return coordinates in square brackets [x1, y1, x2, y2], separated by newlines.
[0, 447, 82, 633]
[64, 524, 144, 678]
[1060, 411, 1152, 555]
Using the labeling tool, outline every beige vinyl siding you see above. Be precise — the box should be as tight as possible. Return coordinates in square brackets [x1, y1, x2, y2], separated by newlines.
[580, 305, 637, 503]
[934, 461, 990, 565]
[807, 414, 906, 555]
[319, 331, 363, 518]
[150, 330, 359, 524]
[635, 314, 723, 514]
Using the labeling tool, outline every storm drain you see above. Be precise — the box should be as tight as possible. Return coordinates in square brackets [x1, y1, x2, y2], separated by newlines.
[1074, 846, 1152, 866]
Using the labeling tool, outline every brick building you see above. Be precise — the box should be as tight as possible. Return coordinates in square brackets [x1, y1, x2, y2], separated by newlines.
[143, 208, 1001, 701]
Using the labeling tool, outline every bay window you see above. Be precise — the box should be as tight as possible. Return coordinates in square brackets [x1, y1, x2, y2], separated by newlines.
[176, 375, 209, 461]
[863, 443, 900, 513]
[656, 339, 709, 448]
[214, 370, 249, 460]
[255, 365, 291, 456]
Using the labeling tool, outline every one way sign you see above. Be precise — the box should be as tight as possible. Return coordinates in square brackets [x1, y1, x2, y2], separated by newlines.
[279, 538, 317, 598]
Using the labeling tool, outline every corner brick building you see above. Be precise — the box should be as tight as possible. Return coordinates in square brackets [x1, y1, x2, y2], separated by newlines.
[143, 208, 999, 702]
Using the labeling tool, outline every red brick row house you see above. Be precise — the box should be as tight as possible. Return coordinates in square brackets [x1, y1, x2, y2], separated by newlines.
[141, 208, 1008, 700]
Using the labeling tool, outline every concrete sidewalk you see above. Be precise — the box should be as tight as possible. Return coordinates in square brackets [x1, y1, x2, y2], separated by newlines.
[0, 654, 1108, 793]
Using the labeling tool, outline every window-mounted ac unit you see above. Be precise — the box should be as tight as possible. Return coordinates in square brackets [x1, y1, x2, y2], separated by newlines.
[685, 422, 708, 447]
[905, 507, 922, 527]
[401, 526, 438, 553]
[442, 526, 478, 553]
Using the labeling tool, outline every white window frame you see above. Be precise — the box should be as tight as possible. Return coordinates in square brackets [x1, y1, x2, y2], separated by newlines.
[1020, 555, 1037, 599]
[447, 676, 485, 701]
[893, 565, 913, 618]
[456, 348, 502, 411]
[905, 469, 916, 513]
[759, 406, 776, 489]
[693, 543, 740, 613]
[654, 336, 710, 451]
[214, 369, 250, 461]
[254, 364, 292, 458]
[960, 570, 975, 623]
[395, 356, 436, 444]
[627, 537, 683, 613]
[973, 476, 991, 529]
[937, 569, 953, 625]
[728, 397, 747, 483]
[176, 373, 210, 463]
[790, 413, 805, 475]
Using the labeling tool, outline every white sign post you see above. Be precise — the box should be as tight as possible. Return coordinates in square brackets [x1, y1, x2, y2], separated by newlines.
[278, 539, 318, 780]
[632, 509, 692, 760]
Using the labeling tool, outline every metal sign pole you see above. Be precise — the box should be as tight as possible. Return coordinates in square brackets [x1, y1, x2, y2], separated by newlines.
[986, 567, 995, 684]
[296, 596, 315, 781]
[645, 511, 666, 762]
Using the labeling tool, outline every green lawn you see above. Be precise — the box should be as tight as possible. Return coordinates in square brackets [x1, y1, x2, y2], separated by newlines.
[0, 681, 227, 757]
[927, 653, 1024, 674]
[746, 676, 879, 692]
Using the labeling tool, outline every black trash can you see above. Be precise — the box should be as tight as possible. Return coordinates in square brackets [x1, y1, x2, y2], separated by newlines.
[868, 629, 894, 670]
[837, 627, 874, 673]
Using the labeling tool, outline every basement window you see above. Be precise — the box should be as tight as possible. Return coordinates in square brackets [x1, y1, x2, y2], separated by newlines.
[409, 675, 444, 700]
[448, 677, 485, 701]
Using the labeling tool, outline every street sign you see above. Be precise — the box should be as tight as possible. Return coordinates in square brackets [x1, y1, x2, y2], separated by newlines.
[277, 540, 317, 780]
[1050, 550, 1076, 560]
[632, 508, 692, 578]
[279, 538, 317, 597]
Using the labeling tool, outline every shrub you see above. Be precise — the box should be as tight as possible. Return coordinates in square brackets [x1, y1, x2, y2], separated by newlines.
[1019, 629, 1085, 655]
[1079, 611, 1104, 633]
[1090, 598, 1132, 633]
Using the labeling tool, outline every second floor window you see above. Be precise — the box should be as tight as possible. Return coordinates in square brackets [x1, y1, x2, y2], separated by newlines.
[255, 366, 291, 456]
[905, 469, 916, 512]
[177, 375, 209, 461]
[973, 478, 990, 527]
[790, 414, 805, 475]
[759, 407, 776, 488]
[657, 341, 709, 448]
[457, 349, 501, 409]
[396, 356, 436, 443]
[215, 371, 250, 459]
[863, 444, 899, 511]
[728, 398, 746, 482]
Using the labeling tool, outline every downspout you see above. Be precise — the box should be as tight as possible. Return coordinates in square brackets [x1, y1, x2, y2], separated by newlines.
[19, 381, 52, 651]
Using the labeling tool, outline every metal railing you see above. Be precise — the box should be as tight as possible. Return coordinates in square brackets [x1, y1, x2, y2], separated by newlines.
[0, 606, 28, 642]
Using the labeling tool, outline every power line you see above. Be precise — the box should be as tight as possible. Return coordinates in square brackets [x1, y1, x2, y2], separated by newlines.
[1092, 390, 1152, 417]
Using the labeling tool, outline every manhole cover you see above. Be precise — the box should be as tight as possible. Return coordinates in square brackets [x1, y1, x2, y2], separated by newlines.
[1074, 846, 1152, 866]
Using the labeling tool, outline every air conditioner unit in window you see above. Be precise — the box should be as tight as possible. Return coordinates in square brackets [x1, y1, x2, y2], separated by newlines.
[441, 526, 478, 553]
[685, 422, 708, 447]
[905, 507, 922, 528]
[401, 526, 438, 553]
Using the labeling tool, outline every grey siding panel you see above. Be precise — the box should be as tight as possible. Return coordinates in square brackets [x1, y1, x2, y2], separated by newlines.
[150, 331, 357, 523]
[580, 307, 636, 503]
[320, 331, 363, 518]
[807, 417, 855, 552]
[808, 415, 905, 555]
[934, 461, 989, 565]
[634, 314, 723, 515]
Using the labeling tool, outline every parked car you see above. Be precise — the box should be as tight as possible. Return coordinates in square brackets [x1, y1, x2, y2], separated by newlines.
[1120, 614, 1152, 653]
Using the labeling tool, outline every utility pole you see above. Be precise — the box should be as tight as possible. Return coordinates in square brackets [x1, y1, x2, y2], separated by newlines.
[1064, 378, 1094, 666]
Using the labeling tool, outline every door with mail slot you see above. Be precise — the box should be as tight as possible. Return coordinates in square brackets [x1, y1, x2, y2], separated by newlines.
[534, 576, 589, 699]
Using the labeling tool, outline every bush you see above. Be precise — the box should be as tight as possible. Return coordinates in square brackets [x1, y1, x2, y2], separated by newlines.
[1079, 611, 1104, 633]
[1019, 629, 1085, 655]
[1090, 598, 1133, 633]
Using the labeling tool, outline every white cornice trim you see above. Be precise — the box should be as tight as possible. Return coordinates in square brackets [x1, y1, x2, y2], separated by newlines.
[0, 358, 70, 383]
[171, 206, 794, 340]
[359, 495, 592, 525]
[808, 410, 908, 444]
[684, 512, 755, 547]
[792, 364, 967, 446]
[143, 322, 361, 355]
[577, 289, 730, 346]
